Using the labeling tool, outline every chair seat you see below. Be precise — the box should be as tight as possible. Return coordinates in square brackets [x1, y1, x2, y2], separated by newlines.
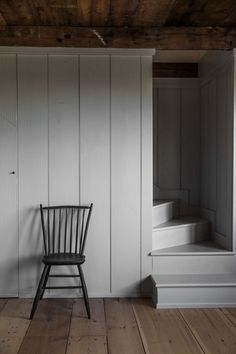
[43, 253, 85, 265]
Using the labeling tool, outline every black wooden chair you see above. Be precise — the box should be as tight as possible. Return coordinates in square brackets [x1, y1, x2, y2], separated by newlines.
[30, 203, 93, 320]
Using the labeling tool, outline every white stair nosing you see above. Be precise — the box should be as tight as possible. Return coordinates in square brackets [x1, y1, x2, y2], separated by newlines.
[153, 200, 175, 208]
[153, 218, 208, 231]
[151, 274, 236, 288]
[150, 241, 234, 256]
[151, 250, 234, 256]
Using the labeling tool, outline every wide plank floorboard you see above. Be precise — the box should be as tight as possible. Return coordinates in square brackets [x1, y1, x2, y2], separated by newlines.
[133, 299, 203, 354]
[1, 298, 236, 353]
[0, 299, 31, 354]
[67, 298, 107, 354]
[180, 308, 236, 354]
[104, 298, 145, 354]
[67, 335, 108, 354]
[18, 299, 73, 354]
[0, 299, 7, 313]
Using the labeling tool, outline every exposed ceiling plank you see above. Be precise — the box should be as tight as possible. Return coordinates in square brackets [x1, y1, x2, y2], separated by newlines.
[109, 0, 139, 26]
[31, 0, 56, 25]
[166, 0, 236, 26]
[0, 14, 6, 26]
[0, 26, 235, 49]
[91, 0, 110, 26]
[75, 0, 91, 26]
[132, 0, 177, 26]
[0, 0, 35, 25]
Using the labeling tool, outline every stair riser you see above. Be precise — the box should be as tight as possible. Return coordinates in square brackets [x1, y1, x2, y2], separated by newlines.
[152, 254, 235, 275]
[153, 203, 178, 226]
[152, 223, 209, 250]
[153, 285, 236, 308]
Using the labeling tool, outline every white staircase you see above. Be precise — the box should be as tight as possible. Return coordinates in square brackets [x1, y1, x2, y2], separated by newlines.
[151, 274, 236, 308]
[152, 200, 209, 251]
[151, 199, 236, 308]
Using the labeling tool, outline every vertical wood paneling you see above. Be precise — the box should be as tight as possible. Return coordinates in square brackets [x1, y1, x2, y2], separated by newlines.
[0, 55, 18, 296]
[141, 56, 153, 294]
[181, 88, 200, 206]
[48, 55, 79, 291]
[0, 50, 153, 298]
[158, 88, 181, 189]
[226, 66, 233, 244]
[111, 56, 141, 295]
[216, 70, 228, 236]
[18, 55, 48, 296]
[48, 55, 79, 205]
[153, 87, 158, 187]
[207, 79, 217, 211]
[200, 85, 208, 209]
[200, 59, 233, 249]
[80, 55, 110, 295]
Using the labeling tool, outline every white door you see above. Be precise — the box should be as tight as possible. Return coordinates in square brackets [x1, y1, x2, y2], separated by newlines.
[0, 117, 18, 296]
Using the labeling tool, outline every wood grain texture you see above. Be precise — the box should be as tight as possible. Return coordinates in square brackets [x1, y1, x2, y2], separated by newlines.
[0, 299, 31, 354]
[2, 299, 236, 353]
[19, 299, 73, 354]
[222, 308, 236, 327]
[166, 0, 236, 26]
[68, 298, 107, 354]
[0, 0, 236, 27]
[133, 299, 203, 354]
[131, 0, 176, 26]
[67, 336, 108, 354]
[0, 26, 235, 49]
[105, 299, 145, 354]
[0, 299, 7, 313]
[70, 299, 106, 337]
[180, 308, 236, 354]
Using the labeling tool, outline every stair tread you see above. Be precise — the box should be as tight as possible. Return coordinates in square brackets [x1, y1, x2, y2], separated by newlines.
[153, 199, 175, 207]
[152, 273, 236, 287]
[153, 217, 208, 230]
[151, 240, 231, 255]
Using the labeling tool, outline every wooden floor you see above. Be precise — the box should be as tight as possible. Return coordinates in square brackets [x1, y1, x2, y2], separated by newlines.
[1, 298, 236, 353]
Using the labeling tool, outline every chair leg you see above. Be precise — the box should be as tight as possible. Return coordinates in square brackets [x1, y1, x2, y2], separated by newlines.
[40, 265, 51, 300]
[30, 265, 48, 320]
[78, 265, 90, 319]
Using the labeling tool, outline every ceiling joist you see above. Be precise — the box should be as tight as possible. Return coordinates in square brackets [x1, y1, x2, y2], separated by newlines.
[0, 26, 235, 49]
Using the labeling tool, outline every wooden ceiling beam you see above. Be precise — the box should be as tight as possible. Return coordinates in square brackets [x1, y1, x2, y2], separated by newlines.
[0, 26, 235, 49]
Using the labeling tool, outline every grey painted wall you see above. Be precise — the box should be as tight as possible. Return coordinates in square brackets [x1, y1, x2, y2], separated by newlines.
[0, 48, 153, 297]
[199, 51, 234, 250]
[153, 78, 200, 215]
[153, 51, 234, 250]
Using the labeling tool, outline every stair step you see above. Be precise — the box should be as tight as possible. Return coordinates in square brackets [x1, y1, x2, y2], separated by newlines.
[153, 199, 178, 226]
[150, 240, 232, 256]
[151, 273, 236, 308]
[152, 217, 209, 250]
[153, 217, 208, 231]
[152, 273, 236, 287]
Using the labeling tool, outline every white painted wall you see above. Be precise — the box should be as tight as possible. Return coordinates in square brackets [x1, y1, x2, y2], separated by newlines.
[152, 51, 236, 280]
[153, 78, 200, 214]
[0, 48, 153, 297]
[199, 51, 234, 250]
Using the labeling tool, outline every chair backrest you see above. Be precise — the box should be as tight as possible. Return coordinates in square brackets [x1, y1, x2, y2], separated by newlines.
[40, 204, 93, 256]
